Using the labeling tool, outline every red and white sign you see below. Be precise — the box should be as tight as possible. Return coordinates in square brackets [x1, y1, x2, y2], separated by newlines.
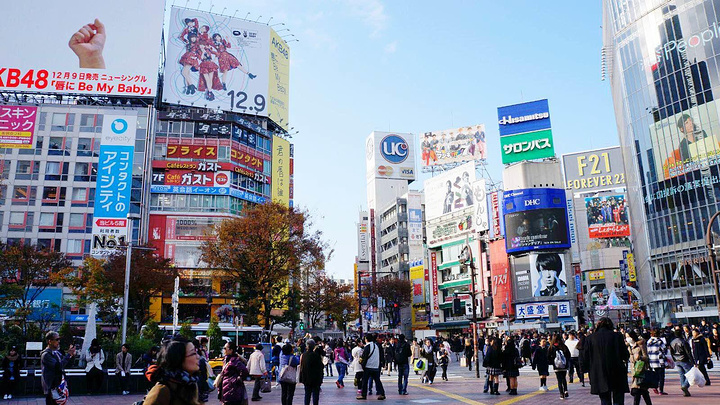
[431, 251, 439, 318]
[490, 192, 501, 237]
[95, 218, 126, 227]
[589, 224, 630, 238]
[490, 240, 513, 317]
[152, 160, 269, 183]
[0, 106, 37, 148]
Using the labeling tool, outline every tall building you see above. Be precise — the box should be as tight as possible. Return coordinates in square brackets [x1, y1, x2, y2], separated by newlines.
[603, 0, 720, 323]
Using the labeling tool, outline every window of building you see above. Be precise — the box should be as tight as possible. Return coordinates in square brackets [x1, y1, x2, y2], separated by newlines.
[50, 113, 74, 132]
[69, 213, 84, 228]
[42, 186, 58, 200]
[13, 186, 29, 200]
[9, 212, 25, 226]
[39, 213, 55, 227]
[74, 162, 90, 181]
[77, 138, 93, 156]
[19, 136, 43, 155]
[16, 161, 31, 174]
[38, 112, 47, 131]
[71, 187, 88, 201]
[66, 239, 83, 254]
[79, 114, 103, 132]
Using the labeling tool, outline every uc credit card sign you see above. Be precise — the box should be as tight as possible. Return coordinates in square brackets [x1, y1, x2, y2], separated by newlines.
[497, 99, 551, 137]
[91, 114, 137, 257]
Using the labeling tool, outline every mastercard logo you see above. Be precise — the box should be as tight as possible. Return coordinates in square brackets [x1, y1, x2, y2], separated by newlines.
[377, 165, 394, 176]
[215, 172, 229, 185]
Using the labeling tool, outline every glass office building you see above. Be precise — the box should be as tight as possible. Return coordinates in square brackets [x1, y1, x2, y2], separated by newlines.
[603, 0, 720, 323]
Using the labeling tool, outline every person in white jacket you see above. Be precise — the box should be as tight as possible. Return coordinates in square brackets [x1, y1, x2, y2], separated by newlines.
[247, 343, 268, 401]
[85, 339, 105, 394]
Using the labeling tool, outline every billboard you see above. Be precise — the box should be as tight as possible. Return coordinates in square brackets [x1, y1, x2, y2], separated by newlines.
[423, 161, 476, 220]
[490, 240, 513, 317]
[1, 0, 164, 97]
[426, 210, 474, 248]
[152, 170, 231, 187]
[503, 188, 570, 253]
[515, 301, 571, 320]
[511, 255, 533, 301]
[91, 114, 137, 256]
[489, 191, 504, 239]
[0, 288, 62, 321]
[529, 252, 568, 297]
[499, 129, 555, 164]
[358, 217, 369, 262]
[165, 216, 224, 241]
[366, 131, 416, 181]
[410, 263, 426, 305]
[407, 193, 423, 246]
[271, 135, 290, 206]
[165, 142, 264, 172]
[0, 106, 37, 148]
[585, 195, 630, 238]
[163, 7, 290, 130]
[420, 124, 486, 169]
[430, 251, 440, 319]
[649, 100, 720, 180]
[472, 179, 489, 233]
[562, 146, 626, 193]
[497, 99, 551, 136]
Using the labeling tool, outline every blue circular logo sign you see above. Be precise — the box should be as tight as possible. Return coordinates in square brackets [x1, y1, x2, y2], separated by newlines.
[111, 119, 128, 134]
[380, 134, 409, 164]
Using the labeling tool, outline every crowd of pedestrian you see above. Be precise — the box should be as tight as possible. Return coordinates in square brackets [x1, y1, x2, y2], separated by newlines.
[1, 318, 718, 404]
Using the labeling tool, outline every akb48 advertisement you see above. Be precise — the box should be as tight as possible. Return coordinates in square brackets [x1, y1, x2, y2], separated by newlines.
[163, 8, 285, 123]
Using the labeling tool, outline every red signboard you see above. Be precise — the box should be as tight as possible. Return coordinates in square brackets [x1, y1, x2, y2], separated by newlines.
[490, 192, 501, 237]
[230, 149, 263, 171]
[0, 105, 37, 148]
[490, 239, 514, 317]
[160, 137, 266, 172]
[95, 219, 126, 227]
[574, 263, 584, 304]
[152, 160, 269, 183]
[431, 251, 439, 314]
[589, 224, 630, 238]
[167, 144, 217, 159]
[370, 209, 376, 277]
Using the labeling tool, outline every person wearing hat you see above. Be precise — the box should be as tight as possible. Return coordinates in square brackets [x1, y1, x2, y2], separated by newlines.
[247, 343, 268, 401]
[1, 346, 22, 399]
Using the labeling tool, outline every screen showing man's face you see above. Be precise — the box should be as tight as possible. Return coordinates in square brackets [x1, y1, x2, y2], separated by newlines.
[539, 267, 556, 289]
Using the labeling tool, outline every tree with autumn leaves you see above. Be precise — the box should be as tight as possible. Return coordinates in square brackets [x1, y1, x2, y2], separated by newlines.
[299, 271, 358, 331]
[373, 276, 412, 329]
[201, 202, 330, 330]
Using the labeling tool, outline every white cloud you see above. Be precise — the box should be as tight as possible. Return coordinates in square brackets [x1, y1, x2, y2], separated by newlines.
[344, 0, 388, 37]
[384, 40, 397, 54]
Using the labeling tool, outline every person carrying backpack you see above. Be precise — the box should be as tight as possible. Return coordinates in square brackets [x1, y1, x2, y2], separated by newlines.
[394, 334, 412, 395]
[548, 333, 572, 400]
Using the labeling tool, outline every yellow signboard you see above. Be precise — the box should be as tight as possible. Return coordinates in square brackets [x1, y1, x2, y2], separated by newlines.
[588, 270, 605, 281]
[268, 29, 290, 130]
[271, 135, 290, 206]
[627, 253, 636, 282]
[410, 264, 428, 329]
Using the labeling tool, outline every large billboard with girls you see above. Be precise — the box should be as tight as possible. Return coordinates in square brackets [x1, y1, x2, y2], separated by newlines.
[163, 8, 290, 130]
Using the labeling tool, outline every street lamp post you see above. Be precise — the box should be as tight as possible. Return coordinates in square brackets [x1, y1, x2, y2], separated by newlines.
[704, 211, 720, 318]
[459, 235, 480, 378]
[121, 213, 142, 345]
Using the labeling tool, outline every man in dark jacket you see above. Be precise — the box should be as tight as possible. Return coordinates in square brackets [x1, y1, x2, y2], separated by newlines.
[299, 339, 324, 405]
[691, 328, 712, 386]
[41, 331, 76, 405]
[670, 328, 695, 397]
[582, 317, 629, 405]
[394, 334, 412, 395]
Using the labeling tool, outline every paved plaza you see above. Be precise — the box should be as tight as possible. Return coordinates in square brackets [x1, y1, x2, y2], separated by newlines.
[5, 360, 719, 405]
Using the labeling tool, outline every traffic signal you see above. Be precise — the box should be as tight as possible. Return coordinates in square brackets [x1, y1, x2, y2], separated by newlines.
[577, 307, 586, 326]
[453, 298, 462, 315]
[299, 321, 305, 331]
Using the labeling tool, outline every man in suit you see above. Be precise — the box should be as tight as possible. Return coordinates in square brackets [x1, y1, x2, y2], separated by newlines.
[41, 331, 76, 405]
[115, 343, 133, 395]
[582, 317, 629, 405]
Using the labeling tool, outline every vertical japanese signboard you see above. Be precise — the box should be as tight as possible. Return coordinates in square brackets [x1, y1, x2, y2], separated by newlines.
[91, 114, 137, 256]
[430, 251, 440, 319]
[271, 135, 290, 206]
[0, 106, 37, 148]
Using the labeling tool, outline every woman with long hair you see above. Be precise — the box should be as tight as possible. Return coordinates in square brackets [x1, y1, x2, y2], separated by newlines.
[144, 336, 201, 405]
[502, 336, 521, 395]
[531, 337, 550, 392]
[483, 336, 504, 395]
[549, 334, 572, 400]
[627, 331, 652, 405]
[85, 338, 106, 395]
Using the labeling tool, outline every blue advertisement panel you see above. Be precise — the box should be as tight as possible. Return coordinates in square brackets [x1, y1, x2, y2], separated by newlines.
[497, 99, 551, 137]
[503, 188, 570, 253]
[0, 288, 62, 321]
[91, 114, 137, 257]
[150, 185, 266, 204]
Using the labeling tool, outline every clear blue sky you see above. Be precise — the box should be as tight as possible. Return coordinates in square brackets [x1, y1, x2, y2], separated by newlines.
[166, 0, 618, 280]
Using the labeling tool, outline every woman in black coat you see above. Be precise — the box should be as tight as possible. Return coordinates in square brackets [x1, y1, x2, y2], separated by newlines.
[582, 317, 630, 404]
[531, 338, 550, 391]
[502, 336, 521, 395]
[483, 337, 504, 395]
[1, 346, 22, 400]
[299, 340, 324, 405]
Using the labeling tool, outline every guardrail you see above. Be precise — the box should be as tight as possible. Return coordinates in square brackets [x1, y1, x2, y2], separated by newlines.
[0, 368, 151, 397]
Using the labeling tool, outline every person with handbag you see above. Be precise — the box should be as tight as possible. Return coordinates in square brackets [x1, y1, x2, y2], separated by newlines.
[333, 338, 350, 388]
[279, 343, 299, 405]
[690, 328, 712, 386]
[357, 333, 386, 400]
[41, 331, 76, 405]
[646, 329, 668, 396]
[349, 339, 365, 396]
[215, 341, 249, 405]
[669, 328, 695, 397]
[420, 338, 437, 385]
[299, 340, 324, 405]
[246, 344, 268, 401]
[627, 331, 652, 405]
[115, 343, 133, 395]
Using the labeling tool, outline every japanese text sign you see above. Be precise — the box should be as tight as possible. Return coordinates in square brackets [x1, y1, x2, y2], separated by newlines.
[515, 300, 571, 319]
[0, 106, 37, 148]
